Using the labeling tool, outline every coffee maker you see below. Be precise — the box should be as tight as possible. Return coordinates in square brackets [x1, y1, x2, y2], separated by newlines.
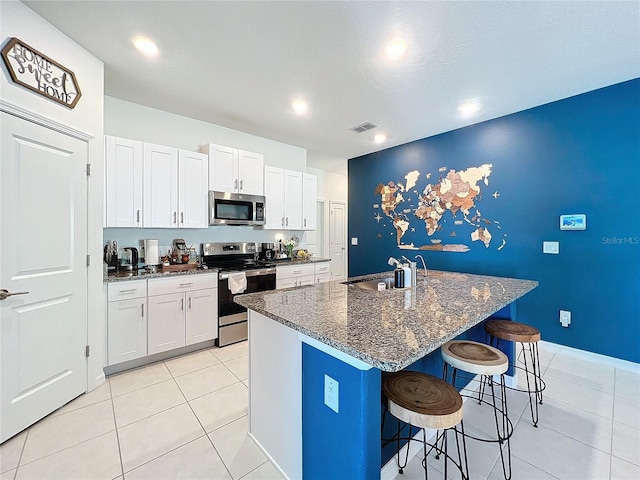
[259, 243, 276, 261]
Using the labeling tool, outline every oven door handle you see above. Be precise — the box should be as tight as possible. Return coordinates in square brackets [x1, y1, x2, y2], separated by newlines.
[219, 268, 276, 280]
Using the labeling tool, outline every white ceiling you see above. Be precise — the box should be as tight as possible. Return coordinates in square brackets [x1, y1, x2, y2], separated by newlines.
[23, 1, 640, 173]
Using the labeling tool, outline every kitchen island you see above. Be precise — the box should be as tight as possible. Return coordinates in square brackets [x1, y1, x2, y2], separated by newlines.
[235, 270, 537, 479]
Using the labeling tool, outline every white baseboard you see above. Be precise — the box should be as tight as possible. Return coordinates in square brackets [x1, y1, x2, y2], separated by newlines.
[247, 431, 291, 480]
[541, 341, 640, 373]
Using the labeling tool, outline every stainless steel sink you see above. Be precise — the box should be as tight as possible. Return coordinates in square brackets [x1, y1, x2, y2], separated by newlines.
[343, 276, 395, 291]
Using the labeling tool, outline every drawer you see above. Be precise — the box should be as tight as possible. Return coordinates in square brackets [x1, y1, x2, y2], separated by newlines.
[148, 274, 217, 297]
[314, 262, 330, 274]
[276, 263, 315, 279]
[315, 272, 331, 283]
[108, 280, 147, 301]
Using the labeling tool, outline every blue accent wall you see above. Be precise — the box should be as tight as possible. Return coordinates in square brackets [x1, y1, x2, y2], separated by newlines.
[348, 79, 640, 363]
[302, 343, 381, 479]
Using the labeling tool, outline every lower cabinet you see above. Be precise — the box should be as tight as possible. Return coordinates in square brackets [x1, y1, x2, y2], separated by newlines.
[106, 274, 218, 366]
[276, 262, 330, 289]
[147, 275, 218, 355]
[107, 280, 147, 365]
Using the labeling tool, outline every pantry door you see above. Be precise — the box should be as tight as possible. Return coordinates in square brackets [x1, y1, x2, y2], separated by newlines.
[0, 112, 88, 443]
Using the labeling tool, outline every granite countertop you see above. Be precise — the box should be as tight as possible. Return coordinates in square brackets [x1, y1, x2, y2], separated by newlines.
[104, 267, 218, 283]
[234, 270, 538, 372]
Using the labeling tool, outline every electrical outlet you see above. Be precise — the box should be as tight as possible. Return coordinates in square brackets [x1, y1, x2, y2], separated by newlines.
[324, 374, 339, 413]
[560, 310, 571, 327]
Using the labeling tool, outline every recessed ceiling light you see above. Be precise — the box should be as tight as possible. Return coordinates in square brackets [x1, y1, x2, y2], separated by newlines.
[385, 39, 407, 60]
[374, 133, 387, 144]
[291, 99, 308, 115]
[458, 101, 482, 119]
[132, 35, 159, 57]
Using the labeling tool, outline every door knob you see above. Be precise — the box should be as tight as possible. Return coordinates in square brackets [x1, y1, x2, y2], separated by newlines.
[0, 289, 29, 300]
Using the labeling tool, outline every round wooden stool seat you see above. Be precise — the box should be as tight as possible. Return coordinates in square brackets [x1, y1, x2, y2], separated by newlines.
[441, 340, 508, 376]
[484, 319, 540, 343]
[383, 371, 463, 430]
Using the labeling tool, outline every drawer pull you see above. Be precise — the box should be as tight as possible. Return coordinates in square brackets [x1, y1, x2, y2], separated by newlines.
[179, 283, 193, 288]
[293, 270, 301, 274]
[118, 289, 137, 294]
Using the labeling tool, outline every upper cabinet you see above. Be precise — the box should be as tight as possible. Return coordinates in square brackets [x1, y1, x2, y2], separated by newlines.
[142, 143, 178, 228]
[178, 150, 209, 228]
[104, 136, 208, 228]
[264, 167, 316, 230]
[105, 136, 143, 227]
[203, 143, 264, 196]
[302, 173, 317, 230]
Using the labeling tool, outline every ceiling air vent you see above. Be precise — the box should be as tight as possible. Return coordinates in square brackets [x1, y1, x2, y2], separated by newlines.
[348, 121, 378, 133]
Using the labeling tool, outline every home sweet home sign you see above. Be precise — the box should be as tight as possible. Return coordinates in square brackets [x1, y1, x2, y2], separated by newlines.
[1, 37, 82, 109]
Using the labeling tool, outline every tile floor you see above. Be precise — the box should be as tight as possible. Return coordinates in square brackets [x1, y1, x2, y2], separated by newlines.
[391, 344, 640, 480]
[1, 342, 638, 480]
[0, 342, 284, 480]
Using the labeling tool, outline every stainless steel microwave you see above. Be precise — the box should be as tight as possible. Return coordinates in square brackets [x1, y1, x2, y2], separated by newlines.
[208, 191, 266, 226]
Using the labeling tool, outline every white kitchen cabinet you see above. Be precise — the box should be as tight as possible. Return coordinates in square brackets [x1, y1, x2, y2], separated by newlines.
[147, 275, 218, 355]
[314, 262, 331, 283]
[178, 150, 209, 228]
[186, 287, 217, 345]
[142, 144, 208, 228]
[264, 167, 304, 230]
[107, 280, 147, 365]
[105, 136, 143, 227]
[264, 166, 286, 229]
[143, 143, 178, 228]
[204, 143, 264, 196]
[276, 263, 315, 289]
[302, 173, 317, 230]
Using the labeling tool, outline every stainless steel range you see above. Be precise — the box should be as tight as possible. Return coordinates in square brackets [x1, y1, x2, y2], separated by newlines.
[201, 242, 276, 346]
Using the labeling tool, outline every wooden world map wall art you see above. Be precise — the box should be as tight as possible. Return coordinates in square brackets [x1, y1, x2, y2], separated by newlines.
[1, 37, 82, 109]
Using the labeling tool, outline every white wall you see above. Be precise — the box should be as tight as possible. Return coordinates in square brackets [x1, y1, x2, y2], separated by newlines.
[1, 0, 105, 389]
[105, 96, 306, 170]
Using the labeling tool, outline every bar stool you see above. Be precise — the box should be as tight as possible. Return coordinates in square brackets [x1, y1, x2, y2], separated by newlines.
[484, 319, 545, 427]
[383, 371, 469, 479]
[441, 340, 512, 480]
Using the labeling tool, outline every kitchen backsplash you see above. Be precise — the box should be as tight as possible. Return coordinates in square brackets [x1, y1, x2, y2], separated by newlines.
[103, 227, 309, 260]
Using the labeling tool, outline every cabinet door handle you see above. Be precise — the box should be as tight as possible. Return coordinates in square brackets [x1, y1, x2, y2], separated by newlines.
[173, 212, 177, 224]
[234, 179, 238, 191]
[281, 217, 285, 227]
[180, 298, 184, 311]
[188, 297, 192, 309]
[141, 304, 144, 317]
[181, 212, 184, 224]
[304, 218, 306, 228]
[240, 179, 243, 191]
[136, 210, 140, 223]
[286, 217, 289, 227]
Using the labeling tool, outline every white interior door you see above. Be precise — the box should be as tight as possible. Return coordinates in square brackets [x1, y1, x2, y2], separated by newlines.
[1, 113, 88, 443]
[329, 201, 347, 280]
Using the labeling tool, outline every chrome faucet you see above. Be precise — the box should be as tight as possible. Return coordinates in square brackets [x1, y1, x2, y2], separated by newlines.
[414, 255, 427, 278]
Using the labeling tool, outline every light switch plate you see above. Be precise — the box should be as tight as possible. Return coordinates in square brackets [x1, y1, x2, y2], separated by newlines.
[351, 237, 358, 246]
[543, 241, 559, 254]
[324, 374, 339, 413]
